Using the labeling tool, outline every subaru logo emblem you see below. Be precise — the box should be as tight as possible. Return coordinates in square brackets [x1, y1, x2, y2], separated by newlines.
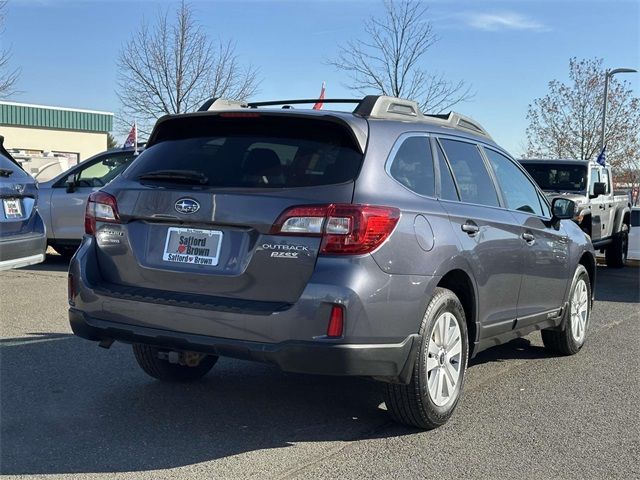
[174, 198, 200, 214]
[13, 184, 25, 194]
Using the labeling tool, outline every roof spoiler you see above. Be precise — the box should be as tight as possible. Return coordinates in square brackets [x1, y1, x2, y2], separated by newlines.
[196, 95, 492, 140]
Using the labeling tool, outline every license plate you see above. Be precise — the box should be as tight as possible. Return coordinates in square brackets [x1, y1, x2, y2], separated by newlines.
[162, 227, 223, 266]
[3, 198, 23, 219]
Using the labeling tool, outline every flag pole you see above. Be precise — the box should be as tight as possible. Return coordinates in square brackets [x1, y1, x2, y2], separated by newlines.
[134, 121, 138, 155]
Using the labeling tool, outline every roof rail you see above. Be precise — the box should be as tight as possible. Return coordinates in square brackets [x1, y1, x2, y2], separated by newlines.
[353, 95, 421, 120]
[423, 111, 492, 140]
[196, 95, 491, 140]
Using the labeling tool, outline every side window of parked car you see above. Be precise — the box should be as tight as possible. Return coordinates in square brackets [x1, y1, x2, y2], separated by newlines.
[484, 148, 545, 216]
[589, 169, 600, 195]
[439, 139, 499, 207]
[75, 154, 135, 187]
[388, 135, 435, 197]
[436, 143, 459, 201]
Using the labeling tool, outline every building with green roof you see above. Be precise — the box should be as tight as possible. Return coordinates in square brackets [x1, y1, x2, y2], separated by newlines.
[0, 101, 113, 164]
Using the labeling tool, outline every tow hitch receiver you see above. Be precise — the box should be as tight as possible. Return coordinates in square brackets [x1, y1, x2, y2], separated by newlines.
[158, 350, 205, 367]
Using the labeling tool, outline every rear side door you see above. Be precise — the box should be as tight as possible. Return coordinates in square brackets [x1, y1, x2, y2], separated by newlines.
[50, 152, 135, 241]
[482, 147, 569, 322]
[435, 138, 524, 339]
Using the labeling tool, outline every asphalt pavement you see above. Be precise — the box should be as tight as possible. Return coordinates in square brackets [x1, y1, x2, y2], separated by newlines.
[1, 253, 638, 479]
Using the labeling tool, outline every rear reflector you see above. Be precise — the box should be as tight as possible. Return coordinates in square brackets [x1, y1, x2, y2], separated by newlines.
[85, 191, 120, 235]
[271, 204, 400, 255]
[327, 305, 344, 338]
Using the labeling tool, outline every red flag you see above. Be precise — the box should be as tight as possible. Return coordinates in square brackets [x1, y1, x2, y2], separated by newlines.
[123, 122, 137, 149]
[313, 82, 326, 110]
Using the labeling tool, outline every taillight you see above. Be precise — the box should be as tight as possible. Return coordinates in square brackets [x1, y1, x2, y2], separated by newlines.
[271, 204, 400, 255]
[85, 191, 120, 235]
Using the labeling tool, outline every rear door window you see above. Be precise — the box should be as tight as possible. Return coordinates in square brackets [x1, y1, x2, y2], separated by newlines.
[126, 116, 363, 188]
[388, 135, 435, 197]
[439, 139, 500, 207]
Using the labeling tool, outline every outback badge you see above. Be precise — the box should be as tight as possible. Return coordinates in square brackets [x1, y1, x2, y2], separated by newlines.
[174, 198, 200, 214]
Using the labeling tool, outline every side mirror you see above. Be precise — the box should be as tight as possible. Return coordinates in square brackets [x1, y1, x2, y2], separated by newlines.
[592, 182, 606, 197]
[65, 174, 76, 193]
[551, 197, 576, 221]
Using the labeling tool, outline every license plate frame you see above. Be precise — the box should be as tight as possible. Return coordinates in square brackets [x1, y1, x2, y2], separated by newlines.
[2, 198, 23, 219]
[162, 227, 223, 267]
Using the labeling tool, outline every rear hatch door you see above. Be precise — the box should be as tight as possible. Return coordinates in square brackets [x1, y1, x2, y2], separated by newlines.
[94, 112, 367, 305]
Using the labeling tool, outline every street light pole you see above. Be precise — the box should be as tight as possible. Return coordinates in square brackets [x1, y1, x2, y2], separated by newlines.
[600, 67, 637, 152]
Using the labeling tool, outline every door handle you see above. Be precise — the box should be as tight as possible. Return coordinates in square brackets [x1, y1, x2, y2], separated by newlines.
[461, 221, 480, 235]
[599, 205, 605, 210]
[522, 232, 535, 244]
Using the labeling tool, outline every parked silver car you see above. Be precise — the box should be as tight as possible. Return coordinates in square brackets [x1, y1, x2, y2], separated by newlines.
[38, 148, 139, 257]
[0, 136, 46, 270]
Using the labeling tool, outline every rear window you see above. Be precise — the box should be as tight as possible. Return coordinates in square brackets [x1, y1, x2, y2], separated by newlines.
[125, 116, 363, 188]
[0, 154, 29, 179]
[632, 210, 640, 227]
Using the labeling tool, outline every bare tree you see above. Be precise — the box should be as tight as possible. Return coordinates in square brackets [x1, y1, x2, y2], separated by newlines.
[526, 57, 640, 201]
[0, 0, 20, 98]
[117, 1, 259, 134]
[328, 0, 472, 112]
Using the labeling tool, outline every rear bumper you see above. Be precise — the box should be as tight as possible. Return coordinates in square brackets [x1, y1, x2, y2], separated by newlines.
[69, 308, 419, 381]
[0, 223, 46, 271]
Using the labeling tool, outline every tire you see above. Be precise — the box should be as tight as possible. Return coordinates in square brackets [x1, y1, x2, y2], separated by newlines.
[384, 287, 469, 429]
[605, 225, 629, 268]
[541, 264, 591, 356]
[132, 344, 218, 382]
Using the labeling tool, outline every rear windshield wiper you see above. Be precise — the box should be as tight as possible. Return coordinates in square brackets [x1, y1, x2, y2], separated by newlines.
[137, 169, 209, 185]
[0, 168, 14, 177]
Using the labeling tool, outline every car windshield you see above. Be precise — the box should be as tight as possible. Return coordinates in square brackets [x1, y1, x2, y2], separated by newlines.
[521, 163, 587, 192]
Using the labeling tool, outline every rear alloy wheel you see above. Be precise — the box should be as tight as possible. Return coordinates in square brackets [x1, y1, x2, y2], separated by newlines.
[541, 264, 591, 355]
[384, 288, 468, 429]
[133, 344, 218, 382]
[605, 225, 628, 268]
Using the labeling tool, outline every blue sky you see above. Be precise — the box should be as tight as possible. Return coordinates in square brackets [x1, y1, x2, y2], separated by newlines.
[3, 0, 639, 155]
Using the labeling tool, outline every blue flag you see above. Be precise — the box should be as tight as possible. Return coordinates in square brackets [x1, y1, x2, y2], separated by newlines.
[596, 145, 606, 166]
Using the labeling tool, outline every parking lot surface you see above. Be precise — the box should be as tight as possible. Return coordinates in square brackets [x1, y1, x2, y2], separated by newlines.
[1, 254, 638, 480]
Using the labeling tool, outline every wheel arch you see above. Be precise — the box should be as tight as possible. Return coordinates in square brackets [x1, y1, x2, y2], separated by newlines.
[578, 251, 596, 301]
[436, 268, 478, 357]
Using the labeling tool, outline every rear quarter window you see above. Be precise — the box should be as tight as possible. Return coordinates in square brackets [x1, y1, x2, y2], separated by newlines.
[387, 135, 435, 197]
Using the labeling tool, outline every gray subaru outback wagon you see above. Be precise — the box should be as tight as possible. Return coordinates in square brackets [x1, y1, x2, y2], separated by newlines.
[69, 96, 595, 429]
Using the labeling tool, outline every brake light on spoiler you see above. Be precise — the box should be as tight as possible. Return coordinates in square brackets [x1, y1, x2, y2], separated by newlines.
[85, 191, 120, 235]
[271, 204, 400, 255]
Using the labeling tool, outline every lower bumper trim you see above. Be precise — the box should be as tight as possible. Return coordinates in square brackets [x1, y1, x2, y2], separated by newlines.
[0, 253, 45, 271]
[69, 308, 418, 380]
